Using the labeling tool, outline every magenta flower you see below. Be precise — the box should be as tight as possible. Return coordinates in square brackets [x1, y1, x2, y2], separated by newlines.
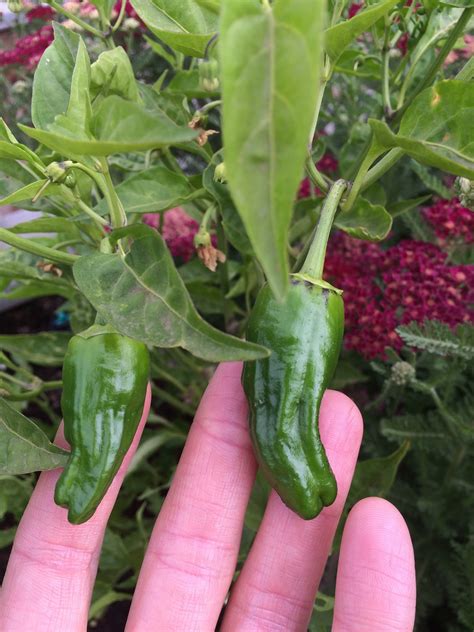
[423, 197, 474, 246]
[324, 233, 473, 359]
[348, 2, 363, 18]
[144, 208, 200, 262]
[0, 24, 53, 68]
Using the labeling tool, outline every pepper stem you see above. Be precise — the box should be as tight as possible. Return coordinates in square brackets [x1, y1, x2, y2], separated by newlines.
[299, 179, 346, 281]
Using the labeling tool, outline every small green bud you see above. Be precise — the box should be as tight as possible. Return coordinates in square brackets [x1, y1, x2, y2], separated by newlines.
[390, 361, 416, 386]
[44, 161, 74, 184]
[199, 59, 220, 93]
[214, 162, 227, 184]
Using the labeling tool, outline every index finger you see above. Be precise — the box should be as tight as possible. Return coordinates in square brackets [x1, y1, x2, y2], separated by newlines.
[0, 386, 151, 632]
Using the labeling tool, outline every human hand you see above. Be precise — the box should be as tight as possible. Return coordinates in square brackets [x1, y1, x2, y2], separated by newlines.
[0, 363, 416, 631]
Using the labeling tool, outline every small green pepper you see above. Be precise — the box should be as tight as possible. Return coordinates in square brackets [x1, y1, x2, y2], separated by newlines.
[54, 324, 149, 524]
[242, 276, 344, 519]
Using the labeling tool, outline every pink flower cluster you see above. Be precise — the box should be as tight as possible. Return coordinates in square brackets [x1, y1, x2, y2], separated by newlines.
[26, 5, 54, 21]
[348, 2, 363, 18]
[324, 233, 473, 359]
[298, 153, 339, 199]
[144, 208, 199, 262]
[423, 197, 474, 246]
[0, 24, 53, 68]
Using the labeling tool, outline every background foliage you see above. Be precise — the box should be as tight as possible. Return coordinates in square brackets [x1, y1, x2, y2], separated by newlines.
[0, 0, 473, 629]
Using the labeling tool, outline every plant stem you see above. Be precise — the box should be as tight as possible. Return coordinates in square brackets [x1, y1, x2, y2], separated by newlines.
[77, 198, 109, 229]
[305, 155, 330, 193]
[45, 0, 105, 39]
[216, 217, 232, 329]
[361, 147, 405, 192]
[341, 141, 383, 212]
[0, 228, 78, 265]
[98, 158, 127, 228]
[111, 0, 127, 32]
[300, 179, 346, 280]
[381, 20, 393, 117]
[395, 8, 473, 122]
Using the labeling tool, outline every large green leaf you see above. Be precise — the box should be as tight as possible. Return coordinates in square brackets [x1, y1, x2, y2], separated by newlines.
[220, 0, 325, 300]
[325, 0, 400, 63]
[0, 181, 60, 206]
[0, 332, 71, 367]
[31, 23, 81, 130]
[20, 96, 198, 156]
[0, 398, 69, 475]
[370, 80, 474, 178]
[90, 47, 141, 102]
[73, 226, 269, 362]
[131, 0, 219, 57]
[335, 197, 393, 241]
[202, 153, 253, 255]
[94, 165, 199, 216]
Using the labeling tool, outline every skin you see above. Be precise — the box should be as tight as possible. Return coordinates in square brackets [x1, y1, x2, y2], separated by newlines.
[0, 363, 416, 631]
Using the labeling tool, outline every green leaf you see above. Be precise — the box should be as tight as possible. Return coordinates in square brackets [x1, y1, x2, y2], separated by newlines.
[440, 0, 474, 6]
[410, 160, 454, 199]
[325, 0, 400, 63]
[31, 23, 81, 130]
[130, 0, 220, 57]
[89, 591, 131, 622]
[0, 332, 71, 366]
[396, 321, 474, 359]
[202, 153, 253, 255]
[94, 165, 199, 216]
[8, 217, 81, 236]
[335, 197, 393, 240]
[144, 35, 177, 67]
[166, 69, 219, 98]
[333, 50, 382, 80]
[387, 194, 432, 217]
[370, 81, 474, 178]
[73, 226, 269, 362]
[0, 119, 44, 167]
[381, 412, 447, 450]
[65, 36, 92, 133]
[91, 47, 141, 103]
[0, 398, 69, 475]
[20, 96, 198, 156]
[127, 428, 185, 476]
[333, 442, 410, 552]
[0, 181, 61, 206]
[220, 0, 325, 300]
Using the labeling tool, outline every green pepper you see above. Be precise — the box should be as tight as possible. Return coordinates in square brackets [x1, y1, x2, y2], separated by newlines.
[54, 324, 149, 524]
[242, 276, 344, 520]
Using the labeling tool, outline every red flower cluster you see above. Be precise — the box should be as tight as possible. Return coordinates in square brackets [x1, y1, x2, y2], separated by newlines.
[348, 2, 363, 18]
[144, 208, 199, 262]
[298, 153, 339, 199]
[397, 32, 409, 56]
[423, 197, 474, 246]
[25, 5, 54, 21]
[113, 0, 140, 19]
[324, 233, 473, 359]
[0, 24, 53, 68]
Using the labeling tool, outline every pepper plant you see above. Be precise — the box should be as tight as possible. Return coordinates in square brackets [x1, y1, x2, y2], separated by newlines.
[0, 0, 473, 629]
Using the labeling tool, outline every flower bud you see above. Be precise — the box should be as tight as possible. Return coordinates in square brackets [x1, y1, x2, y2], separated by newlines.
[390, 361, 416, 386]
[213, 162, 227, 184]
[199, 59, 220, 93]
